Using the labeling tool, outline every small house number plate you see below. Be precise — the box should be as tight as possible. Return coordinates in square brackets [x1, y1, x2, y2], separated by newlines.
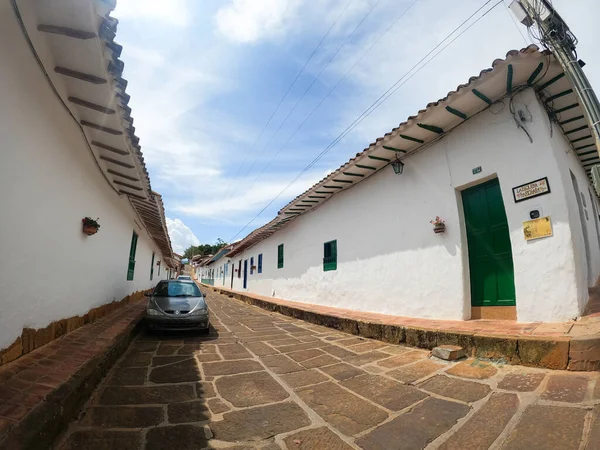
[472, 166, 482, 175]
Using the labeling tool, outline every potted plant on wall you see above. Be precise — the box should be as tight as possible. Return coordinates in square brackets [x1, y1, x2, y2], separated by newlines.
[430, 216, 446, 234]
[82, 217, 100, 236]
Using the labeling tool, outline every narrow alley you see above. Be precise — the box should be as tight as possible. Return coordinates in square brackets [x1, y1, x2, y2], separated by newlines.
[54, 290, 600, 450]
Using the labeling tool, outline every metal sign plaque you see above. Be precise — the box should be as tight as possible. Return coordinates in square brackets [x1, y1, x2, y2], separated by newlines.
[512, 177, 550, 203]
[523, 216, 553, 241]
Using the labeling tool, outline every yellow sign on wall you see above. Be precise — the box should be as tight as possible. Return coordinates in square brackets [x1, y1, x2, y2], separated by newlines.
[523, 216, 553, 241]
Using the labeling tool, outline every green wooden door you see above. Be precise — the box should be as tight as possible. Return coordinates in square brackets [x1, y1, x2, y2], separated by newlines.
[462, 178, 515, 307]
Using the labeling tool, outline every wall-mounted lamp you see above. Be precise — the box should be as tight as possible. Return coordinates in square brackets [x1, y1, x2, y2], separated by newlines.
[391, 156, 405, 175]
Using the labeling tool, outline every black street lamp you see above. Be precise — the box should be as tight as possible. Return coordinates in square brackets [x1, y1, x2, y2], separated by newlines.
[391, 157, 405, 175]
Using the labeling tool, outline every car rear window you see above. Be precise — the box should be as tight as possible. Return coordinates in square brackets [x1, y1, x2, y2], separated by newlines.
[154, 282, 201, 297]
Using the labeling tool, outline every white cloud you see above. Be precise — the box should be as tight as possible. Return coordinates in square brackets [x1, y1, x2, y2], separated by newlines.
[113, 0, 191, 27]
[166, 217, 200, 254]
[215, 0, 304, 43]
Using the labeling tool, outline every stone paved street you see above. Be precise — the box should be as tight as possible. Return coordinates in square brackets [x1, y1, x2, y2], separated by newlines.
[55, 290, 600, 450]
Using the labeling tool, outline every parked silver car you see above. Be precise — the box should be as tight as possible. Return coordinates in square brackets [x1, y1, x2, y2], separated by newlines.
[145, 280, 209, 331]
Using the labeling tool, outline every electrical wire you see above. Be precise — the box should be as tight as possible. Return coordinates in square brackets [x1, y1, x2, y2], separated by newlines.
[222, 0, 355, 201]
[242, 0, 422, 194]
[228, 0, 503, 242]
[224, 0, 382, 203]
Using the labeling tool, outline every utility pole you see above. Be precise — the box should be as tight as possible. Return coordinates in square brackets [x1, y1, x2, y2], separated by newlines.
[510, 0, 600, 155]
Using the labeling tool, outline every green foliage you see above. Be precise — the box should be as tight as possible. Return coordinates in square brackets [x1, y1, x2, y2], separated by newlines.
[82, 217, 100, 229]
[183, 238, 227, 259]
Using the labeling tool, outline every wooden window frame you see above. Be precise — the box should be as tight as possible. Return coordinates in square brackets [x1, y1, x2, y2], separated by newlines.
[323, 240, 337, 272]
[277, 244, 284, 269]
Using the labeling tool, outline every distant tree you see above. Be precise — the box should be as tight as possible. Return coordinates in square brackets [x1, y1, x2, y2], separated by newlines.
[183, 238, 228, 259]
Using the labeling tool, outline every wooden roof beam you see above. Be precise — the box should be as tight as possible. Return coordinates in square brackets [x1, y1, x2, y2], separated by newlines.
[81, 120, 123, 135]
[38, 24, 96, 39]
[68, 97, 115, 114]
[54, 66, 106, 84]
[92, 141, 128, 155]
[100, 155, 134, 168]
[108, 169, 139, 182]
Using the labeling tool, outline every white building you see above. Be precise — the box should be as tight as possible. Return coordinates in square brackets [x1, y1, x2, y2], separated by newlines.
[200, 245, 234, 286]
[0, 0, 174, 361]
[222, 46, 600, 323]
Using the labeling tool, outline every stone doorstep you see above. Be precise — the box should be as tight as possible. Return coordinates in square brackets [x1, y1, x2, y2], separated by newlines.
[0, 304, 145, 450]
[204, 284, 598, 372]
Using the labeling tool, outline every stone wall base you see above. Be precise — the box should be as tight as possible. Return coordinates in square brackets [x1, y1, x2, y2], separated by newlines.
[0, 290, 147, 367]
[205, 285, 599, 372]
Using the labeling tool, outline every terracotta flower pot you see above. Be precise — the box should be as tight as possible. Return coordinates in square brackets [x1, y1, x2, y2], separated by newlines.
[433, 223, 446, 234]
[83, 225, 98, 236]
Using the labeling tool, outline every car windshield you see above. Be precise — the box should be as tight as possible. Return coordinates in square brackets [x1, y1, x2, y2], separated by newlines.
[153, 282, 201, 297]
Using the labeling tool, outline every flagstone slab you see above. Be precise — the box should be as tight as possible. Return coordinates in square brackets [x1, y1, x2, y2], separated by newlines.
[210, 402, 310, 442]
[215, 371, 288, 407]
[501, 405, 586, 450]
[295, 382, 387, 436]
[167, 401, 211, 424]
[341, 374, 428, 411]
[80, 406, 164, 428]
[149, 359, 201, 383]
[319, 363, 366, 381]
[283, 427, 353, 450]
[98, 385, 196, 405]
[356, 397, 470, 450]
[497, 372, 546, 392]
[145, 425, 208, 450]
[541, 375, 589, 403]
[388, 360, 444, 383]
[418, 375, 491, 403]
[59, 430, 141, 450]
[260, 355, 304, 374]
[202, 360, 263, 376]
[438, 393, 518, 450]
[280, 369, 329, 388]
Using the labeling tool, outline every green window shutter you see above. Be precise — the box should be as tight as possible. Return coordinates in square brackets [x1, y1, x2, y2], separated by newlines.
[277, 244, 284, 269]
[150, 252, 155, 281]
[323, 240, 337, 271]
[127, 231, 138, 280]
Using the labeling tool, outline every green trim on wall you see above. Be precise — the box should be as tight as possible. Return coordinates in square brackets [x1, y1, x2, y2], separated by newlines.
[301, 200, 319, 203]
[356, 164, 376, 170]
[417, 123, 444, 134]
[399, 134, 424, 144]
[546, 89, 573, 102]
[333, 179, 353, 184]
[555, 103, 578, 114]
[565, 125, 588, 135]
[381, 145, 406, 153]
[472, 89, 492, 105]
[445, 106, 467, 120]
[368, 155, 391, 162]
[527, 62, 544, 85]
[559, 115, 585, 126]
[315, 191, 333, 194]
[308, 195, 327, 198]
[538, 72, 565, 90]
[342, 172, 365, 177]
[323, 186, 343, 189]
[571, 135, 593, 144]
[506, 64, 513, 93]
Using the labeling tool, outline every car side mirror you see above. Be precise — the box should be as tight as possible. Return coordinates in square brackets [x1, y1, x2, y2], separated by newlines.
[144, 292, 152, 297]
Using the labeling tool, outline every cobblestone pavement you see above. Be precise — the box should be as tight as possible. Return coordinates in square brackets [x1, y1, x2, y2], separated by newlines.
[55, 290, 600, 450]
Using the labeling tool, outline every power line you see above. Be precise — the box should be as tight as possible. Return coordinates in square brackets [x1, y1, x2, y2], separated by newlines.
[229, 0, 502, 242]
[225, 0, 384, 203]
[243, 0, 422, 193]
[222, 0, 355, 201]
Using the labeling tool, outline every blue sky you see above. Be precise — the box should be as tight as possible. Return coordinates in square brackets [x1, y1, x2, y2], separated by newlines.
[113, 0, 600, 254]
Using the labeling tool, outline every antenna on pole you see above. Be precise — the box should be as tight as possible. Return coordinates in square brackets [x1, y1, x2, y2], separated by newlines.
[509, 0, 600, 157]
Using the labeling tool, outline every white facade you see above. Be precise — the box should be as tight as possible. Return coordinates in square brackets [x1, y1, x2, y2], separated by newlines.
[225, 89, 600, 323]
[0, 1, 170, 351]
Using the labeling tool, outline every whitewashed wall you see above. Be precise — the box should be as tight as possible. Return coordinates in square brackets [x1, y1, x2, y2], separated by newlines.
[227, 89, 598, 323]
[0, 5, 167, 351]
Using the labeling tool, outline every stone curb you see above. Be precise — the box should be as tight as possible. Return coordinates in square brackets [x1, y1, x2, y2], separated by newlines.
[0, 308, 145, 450]
[203, 284, 599, 372]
